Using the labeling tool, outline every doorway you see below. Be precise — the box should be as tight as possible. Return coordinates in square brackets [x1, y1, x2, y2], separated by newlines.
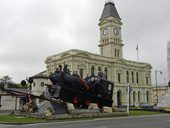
[117, 90, 122, 107]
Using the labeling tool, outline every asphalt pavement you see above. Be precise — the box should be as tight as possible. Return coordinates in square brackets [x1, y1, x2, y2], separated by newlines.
[1, 114, 170, 128]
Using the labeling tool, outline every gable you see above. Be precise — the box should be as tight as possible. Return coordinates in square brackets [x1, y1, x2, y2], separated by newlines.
[114, 59, 126, 65]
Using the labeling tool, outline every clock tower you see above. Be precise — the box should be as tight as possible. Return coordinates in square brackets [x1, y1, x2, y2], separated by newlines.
[98, 1, 124, 58]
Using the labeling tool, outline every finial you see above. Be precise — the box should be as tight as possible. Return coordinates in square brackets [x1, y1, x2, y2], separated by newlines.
[105, 0, 114, 4]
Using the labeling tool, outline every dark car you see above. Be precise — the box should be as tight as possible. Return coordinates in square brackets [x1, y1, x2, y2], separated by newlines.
[139, 103, 153, 110]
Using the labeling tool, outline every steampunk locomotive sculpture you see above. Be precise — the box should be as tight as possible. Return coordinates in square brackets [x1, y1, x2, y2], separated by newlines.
[0, 64, 114, 112]
[47, 65, 114, 108]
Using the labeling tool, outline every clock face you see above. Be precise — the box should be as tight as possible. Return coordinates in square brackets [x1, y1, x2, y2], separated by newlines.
[103, 28, 108, 36]
[113, 28, 119, 35]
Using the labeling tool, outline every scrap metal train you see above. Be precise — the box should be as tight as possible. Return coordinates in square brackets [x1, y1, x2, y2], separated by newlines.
[48, 65, 114, 108]
[0, 65, 114, 109]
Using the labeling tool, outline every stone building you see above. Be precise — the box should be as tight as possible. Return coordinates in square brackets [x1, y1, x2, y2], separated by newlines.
[0, 88, 27, 111]
[44, 1, 152, 106]
[31, 71, 49, 104]
[152, 85, 168, 105]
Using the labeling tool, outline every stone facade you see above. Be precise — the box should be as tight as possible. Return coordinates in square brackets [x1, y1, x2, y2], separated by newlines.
[45, 49, 152, 106]
[0, 94, 17, 110]
[31, 71, 50, 103]
[0, 89, 26, 111]
[152, 85, 168, 105]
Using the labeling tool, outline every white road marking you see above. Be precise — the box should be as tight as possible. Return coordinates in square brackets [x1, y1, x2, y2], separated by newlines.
[0, 124, 15, 128]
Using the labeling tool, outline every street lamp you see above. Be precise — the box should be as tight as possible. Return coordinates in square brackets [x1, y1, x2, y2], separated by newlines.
[155, 70, 162, 105]
[126, 84, 132, 115]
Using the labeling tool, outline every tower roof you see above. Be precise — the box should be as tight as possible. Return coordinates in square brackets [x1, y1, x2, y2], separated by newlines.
[100, 1, 121, 21]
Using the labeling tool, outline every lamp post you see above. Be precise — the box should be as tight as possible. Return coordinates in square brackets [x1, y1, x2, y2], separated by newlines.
[126, 84, 132, 115]
[155, 70, 162, 105]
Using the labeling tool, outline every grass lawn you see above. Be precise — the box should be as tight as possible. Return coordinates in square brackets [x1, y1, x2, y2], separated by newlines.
[0, 115, 46, 124]
[0, 111, 165, 123]
[129, 110, 164, 116]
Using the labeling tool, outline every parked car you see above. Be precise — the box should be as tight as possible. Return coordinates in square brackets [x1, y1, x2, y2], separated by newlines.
[139, 103, 153, 110]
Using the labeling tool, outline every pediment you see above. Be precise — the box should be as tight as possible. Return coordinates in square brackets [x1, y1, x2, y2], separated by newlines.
[143, 64, 152, 69]
[60, 53, 71, 58]
[75, 52, 91, 58]
[114, 59, 126, 65]
[60, 49, 91, 59]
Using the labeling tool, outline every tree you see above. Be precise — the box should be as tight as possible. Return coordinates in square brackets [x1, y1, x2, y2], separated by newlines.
[0, 75, 14, 88]
[0, 75, 12, 84]
[0, 75, 28, 89]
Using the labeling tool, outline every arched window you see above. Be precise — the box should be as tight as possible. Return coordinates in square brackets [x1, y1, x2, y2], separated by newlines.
[117, 90, 122, 107]
[138, 91, 141, 102]
[79, 68, 84, 78]
[33, 82, 36, 87]
[132, 71, 134, 83]
[91, 66, 95, 76]
[98, 66, 101, 71]
[146, 76, 149, 85]
[117, 49, 119, 57]
[146, 91, 149, 102]
[115, 49, 117, 57]
[118, 73, 121, 83]
[104, 67, 108, 79]
[126, 71, 129, 83]
[136, 72, 139, 83]
[133, 91, 136, 102]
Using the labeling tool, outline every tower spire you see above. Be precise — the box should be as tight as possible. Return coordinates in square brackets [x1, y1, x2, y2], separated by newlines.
[100, 1, 121, 21]
[105, 0, 114, 4]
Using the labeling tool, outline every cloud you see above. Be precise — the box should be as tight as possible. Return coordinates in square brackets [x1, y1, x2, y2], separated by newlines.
[0, 0, 170, 84]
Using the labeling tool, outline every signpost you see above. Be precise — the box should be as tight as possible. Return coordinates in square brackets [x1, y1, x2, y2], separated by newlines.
[126, 84, 132, 115]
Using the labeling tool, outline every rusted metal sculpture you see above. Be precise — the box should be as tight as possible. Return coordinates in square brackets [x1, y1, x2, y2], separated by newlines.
[0, 64, 114, 111]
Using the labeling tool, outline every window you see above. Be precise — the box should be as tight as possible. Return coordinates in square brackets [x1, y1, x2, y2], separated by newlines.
[132, 71, 134, 83]
[118, 73, 121, 83]
[91, 66, 95, 76]
[126, 71, 129, 83]
[115, 49, 117, 57]
[138, 91, 141, 102]
[41, 82, 44, 87]
[80, 68, 84, 78]
[117, 49, 119, 57]
[104, 67, 108, 79]
[115, 49, 120, 57]
[136, 72, 139, 83]
[98, 66, 101, 71]
[133, 91, 136, 102]
[146, 76, 149, 85]
[146, 91, 149, 102]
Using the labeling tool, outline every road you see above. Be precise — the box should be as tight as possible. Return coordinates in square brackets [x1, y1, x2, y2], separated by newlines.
[1, 114, 170, 128]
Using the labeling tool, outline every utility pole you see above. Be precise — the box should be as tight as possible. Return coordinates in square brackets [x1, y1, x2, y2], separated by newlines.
[155, 70, 162, 105]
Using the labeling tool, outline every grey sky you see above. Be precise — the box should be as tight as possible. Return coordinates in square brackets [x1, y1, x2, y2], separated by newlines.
[0, 0, 169, 84]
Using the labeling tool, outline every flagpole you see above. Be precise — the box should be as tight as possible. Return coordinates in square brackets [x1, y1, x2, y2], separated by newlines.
[136, 43, 139, 62]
